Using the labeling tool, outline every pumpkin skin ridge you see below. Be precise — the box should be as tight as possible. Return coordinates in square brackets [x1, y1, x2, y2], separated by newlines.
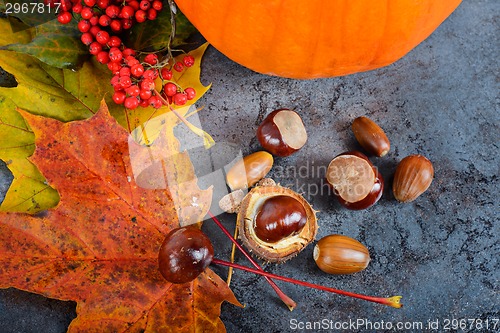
[175, 0, 462, 79]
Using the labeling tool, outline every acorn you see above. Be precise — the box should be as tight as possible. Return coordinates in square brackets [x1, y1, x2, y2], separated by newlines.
[238, 185, 318, 263]
[313, 234, 371, 275]
[393, 154, 434, 202]
[226, 151, 273, 191]
[352, 116, 391, 157]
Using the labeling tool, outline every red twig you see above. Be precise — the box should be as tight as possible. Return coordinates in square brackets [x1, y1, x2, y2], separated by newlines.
[212, 258, 403, 309]
[208, 211, 297, 310]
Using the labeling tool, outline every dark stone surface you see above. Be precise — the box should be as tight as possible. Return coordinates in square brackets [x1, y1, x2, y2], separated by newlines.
[0, 1, 498, 332]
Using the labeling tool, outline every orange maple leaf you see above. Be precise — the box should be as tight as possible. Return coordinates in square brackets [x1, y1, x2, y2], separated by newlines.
[0, 101, 240, 332]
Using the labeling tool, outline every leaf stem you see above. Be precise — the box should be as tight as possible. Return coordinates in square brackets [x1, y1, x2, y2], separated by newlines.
[211, 258, 403, 309]
[208, 211, 297, 311]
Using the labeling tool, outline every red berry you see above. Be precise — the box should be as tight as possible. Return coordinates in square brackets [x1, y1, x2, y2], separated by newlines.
[128, 0, 140, 11]
[89, 25, 100, 36]
[77, 19, 90, 32]
[122, 18, 133, 30]
[140, 79, 155, 91]
[144, 54, 158, 65]
[57, 12, 72, 24]
[119, 66, 131, 77]
[98, 14, 111, 26]
[131, 63, 144, 77]
[96, 0, 109, 9]
[184, 87, 196, 100]
[107, 61, 121, 74]
[60, 0, 72, 11]
[139, 89, 152, 100]
[173, 62, 184, 72]
[72, 3, 82, 14]
[120, 5, 134, 19]
[164, 82, 177, 97]
[108, 36, 121, 48]
[110, 20, 122, 32]
[124, 97, 139, 109]
[80, 32, 93, 45]
[173, 93, 187, 106]
[183, 55, 195, 67]
[112, 91, 126, 104]
[152, 0, 162, 11]
[81, 7, 94, 20]
[147, 8, 157, 20]
[161, 68, 172, 80]
[139, 0, 150, 10]
[96, 30, 110, 45]
[83, 0, 95, 7]
[125, 56, 140, 66]
[135, 9, 146, 23]
[122, 48, 136, 57]
[96, 51, 110, 64]
[149, 95, 162, 109]
[89, 42, 102, 55]
[89, 15, 99, 26]
[108, 47, 123, 62]
[105, 5, 120, 18]
[110, 74, 120, 87]
[126, 85, 140, 97]
[139, 98, 150, 108]
[142, 69, 158, 80]
[119, 75, 132, 89]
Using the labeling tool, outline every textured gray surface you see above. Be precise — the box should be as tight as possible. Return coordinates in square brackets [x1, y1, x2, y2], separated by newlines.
[0, 0, 499, 332]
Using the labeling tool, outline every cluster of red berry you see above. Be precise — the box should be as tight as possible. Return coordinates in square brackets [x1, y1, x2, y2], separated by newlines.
[52, 0, 197, 109]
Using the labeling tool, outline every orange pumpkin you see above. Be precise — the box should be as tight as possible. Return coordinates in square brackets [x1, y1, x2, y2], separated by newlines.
[174, 0, 461, 79]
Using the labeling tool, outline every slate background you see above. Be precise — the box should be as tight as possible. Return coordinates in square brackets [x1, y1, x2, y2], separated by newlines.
[0, 1, 498, 332]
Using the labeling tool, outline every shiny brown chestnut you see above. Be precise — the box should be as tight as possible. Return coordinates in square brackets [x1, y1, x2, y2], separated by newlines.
[254, 195, 307, 243]
[158, 226, 214, 284]
[238, 185, 318, 263]
[326, 151, 384, 210]
[257, 109, 307, 157]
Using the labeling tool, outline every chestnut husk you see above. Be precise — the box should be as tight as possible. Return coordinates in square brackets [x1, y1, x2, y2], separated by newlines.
[238, 185, 317, 263]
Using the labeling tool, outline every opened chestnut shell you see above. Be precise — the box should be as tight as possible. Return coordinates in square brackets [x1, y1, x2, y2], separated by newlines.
[326, 151, 384, 210]
[238, 185, 317, 263]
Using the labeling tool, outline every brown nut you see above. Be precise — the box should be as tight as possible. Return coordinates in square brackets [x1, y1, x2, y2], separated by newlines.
[352, 116, 390, 157]
[226, 151, 273, 191]
[393, 154, 434, 202]
[238, 185, 317, 263]
[218, 190, 245, 214]
[313, 234, 370, 274]
[326, 151, 384, 210]
[257, 109, 307, 157]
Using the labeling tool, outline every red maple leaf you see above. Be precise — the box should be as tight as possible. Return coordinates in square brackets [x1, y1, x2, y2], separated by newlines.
[0, 101, 240, 332]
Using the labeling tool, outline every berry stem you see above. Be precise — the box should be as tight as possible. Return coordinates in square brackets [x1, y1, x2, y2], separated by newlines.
[211, 258, 403, 309]
[208, 211, 297, 311]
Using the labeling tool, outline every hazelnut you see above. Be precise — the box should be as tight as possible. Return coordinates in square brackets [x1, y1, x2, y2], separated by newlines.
[257, 109, 307, 157]
[238, 185, 317, 263]
[326, 151, 384, 210]
[226, 151, 273, 191]
[393, 154, 434, 202]
[218, 190, 245, 214]
[352, 116, 391, 157]
[313, 234, 370, 275]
